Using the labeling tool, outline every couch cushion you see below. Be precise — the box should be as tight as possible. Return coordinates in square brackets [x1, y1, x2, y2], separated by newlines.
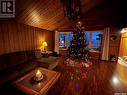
[36, 56, 59, 69]
[26, 50, 35, 61]
[0, 55, 7, 71]
[0, 51, 38, 87]
[14, 61, 37, 74]
[6, 51, 28, 67]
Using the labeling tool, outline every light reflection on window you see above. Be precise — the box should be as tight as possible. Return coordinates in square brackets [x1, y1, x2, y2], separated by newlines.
[59, 33, 66, 48]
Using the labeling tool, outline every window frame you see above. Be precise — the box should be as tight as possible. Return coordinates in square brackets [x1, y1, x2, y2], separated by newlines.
[58, 32, 72, 50]
[87, 30, 103, 49]
[58, 30, 104, 50]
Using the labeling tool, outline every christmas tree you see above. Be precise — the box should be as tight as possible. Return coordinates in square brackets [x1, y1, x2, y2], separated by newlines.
[68, 22, 89, 62]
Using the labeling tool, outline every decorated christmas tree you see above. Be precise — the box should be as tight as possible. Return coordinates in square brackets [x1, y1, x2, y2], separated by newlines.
[68, 21, 89, 63]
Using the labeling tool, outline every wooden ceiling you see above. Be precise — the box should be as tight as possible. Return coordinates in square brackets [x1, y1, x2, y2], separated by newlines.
[15, 0, 127, 31]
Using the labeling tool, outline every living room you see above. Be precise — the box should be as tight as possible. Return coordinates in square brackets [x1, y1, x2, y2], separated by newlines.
[0, 0, 127, 95]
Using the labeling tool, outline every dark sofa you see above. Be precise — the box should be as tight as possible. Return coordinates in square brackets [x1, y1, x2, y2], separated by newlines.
[0, 50, 60, 88]
[0, 50, 37, 87]
[34, 50, 60, 70]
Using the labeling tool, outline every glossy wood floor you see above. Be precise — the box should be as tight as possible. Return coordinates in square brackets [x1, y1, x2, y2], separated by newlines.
[48, 58, 127, 95]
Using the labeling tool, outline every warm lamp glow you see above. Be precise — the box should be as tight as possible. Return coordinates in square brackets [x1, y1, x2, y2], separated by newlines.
[42, 41, 48, 52]
[43, 42, 48, 47]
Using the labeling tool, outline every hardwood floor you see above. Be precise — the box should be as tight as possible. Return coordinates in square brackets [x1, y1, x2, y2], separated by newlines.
[48, 58, 127, 95]
[1, 57, 127, 95]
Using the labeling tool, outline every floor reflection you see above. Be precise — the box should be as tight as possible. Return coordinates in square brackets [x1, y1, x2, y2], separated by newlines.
[49, 60, 127, 95]
[115, 63, 127, 85]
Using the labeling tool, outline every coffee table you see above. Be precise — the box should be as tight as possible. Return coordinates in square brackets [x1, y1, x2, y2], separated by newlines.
[12, 67, 61, 95]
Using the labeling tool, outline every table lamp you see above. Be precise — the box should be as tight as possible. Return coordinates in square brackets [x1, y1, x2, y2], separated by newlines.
[42, 41, 48, 52]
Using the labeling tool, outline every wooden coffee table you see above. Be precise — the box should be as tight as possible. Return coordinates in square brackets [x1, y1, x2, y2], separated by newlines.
[12, 67, 60, 95]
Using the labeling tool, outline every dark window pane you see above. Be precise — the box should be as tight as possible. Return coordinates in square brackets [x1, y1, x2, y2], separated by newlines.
[92, 32, 102, 45]
[85, 32, 90, 39]
[85, 32, 90, 43]
[68, 33, 73, 45]
[58, 33, 66, 48]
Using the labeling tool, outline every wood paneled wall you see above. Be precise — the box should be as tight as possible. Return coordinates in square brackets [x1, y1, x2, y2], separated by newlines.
[108, 28, 121, 59]
[0, 20, 54, 55]
[119, 32, 127, 57]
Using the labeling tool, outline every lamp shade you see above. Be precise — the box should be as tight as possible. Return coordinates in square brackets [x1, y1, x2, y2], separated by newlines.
[42, 42, 48, 47]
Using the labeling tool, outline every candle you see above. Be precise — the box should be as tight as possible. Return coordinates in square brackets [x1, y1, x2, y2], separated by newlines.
[35, 70, 42, 79]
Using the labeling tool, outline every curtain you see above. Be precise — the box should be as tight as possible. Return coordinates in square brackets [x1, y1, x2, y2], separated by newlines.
[101, 27, 110, 60]
[54, 31, 59, 54]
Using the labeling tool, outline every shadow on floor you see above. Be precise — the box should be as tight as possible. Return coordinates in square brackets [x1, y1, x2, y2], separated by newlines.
[0, 84, 26, 95]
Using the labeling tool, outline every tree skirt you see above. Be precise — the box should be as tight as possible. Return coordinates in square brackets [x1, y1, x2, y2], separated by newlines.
[64, 58, 92, 68]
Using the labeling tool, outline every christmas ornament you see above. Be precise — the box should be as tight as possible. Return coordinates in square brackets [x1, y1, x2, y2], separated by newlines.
[68, 22, 89, 62]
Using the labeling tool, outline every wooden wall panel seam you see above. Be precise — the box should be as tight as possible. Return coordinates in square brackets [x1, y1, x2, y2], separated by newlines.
[0, 21, 54, 55]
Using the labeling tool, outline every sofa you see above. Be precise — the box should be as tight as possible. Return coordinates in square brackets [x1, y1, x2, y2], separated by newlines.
[34, 50, 60, 70]
[0, 50, 60, 87]
[0, 50, 37, 87]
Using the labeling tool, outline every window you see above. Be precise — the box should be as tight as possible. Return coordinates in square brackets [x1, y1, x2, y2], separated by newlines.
[68, 33, 73, 45]
[87, 31, 103, 51]
[58, 33, 66, 48]
[92, 32, 102, 45]
[85, 32, 90, 43]
[58, 31, 103, 51]
[58, 32, 73, 49]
